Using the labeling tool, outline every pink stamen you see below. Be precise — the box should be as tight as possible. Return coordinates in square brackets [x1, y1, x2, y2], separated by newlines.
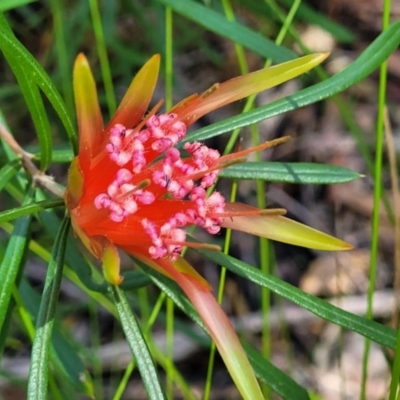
[147, 114, 187, 153]
[95, 114, 233, 258]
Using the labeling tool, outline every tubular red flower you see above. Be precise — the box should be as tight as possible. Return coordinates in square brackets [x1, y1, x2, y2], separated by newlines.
[66, 52, 352, 282]
[65, 52, 352, 400]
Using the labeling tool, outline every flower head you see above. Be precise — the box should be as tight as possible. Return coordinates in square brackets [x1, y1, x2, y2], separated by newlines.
[65, 53, 351, 400]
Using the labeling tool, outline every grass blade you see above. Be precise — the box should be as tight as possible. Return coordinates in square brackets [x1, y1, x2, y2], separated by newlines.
[111, 285, 166, 400]
[220, 162, 362, 184]
[27, 216, 70, 400]
[0, 188, 33, 334]
[0, 199, 65, 223]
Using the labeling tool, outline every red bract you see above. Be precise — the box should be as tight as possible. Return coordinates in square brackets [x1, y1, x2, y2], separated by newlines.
[65, 53, 351, 400]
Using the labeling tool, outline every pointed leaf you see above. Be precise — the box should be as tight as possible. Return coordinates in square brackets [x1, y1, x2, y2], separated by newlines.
[27, 216, 70, 399]
[73, 53, 104, 173]
[2, 58, 52, 170]
[65, 157, 84, 209]
[19, 279, 94, 396]
[0, 199, 65, 223]
[0, 188, 33, 333]
[220, 161, 362, 184]
[176, 53, 328, 124]
[111, 285, 166, 400]
[222, 204, 352, 251]
[102, 240, 123, 285]
[106, 54, 160, 131]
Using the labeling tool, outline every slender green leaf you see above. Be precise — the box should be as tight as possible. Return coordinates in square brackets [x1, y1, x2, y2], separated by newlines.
[0, 17, 52, 170]
[19, 278, 94, 396]
[0, 188, 33, 333]
[157, 0, 295, 63]
[111, 285, 166, 400]
[27, 216, 70, 400]
[197, 249, 397, 349]
[185, 20, 400, 143]
[0, 160, 21, 191]
[0, 15, 77, 154]
[36, 148, 74, 164]
[138, 261, 310, 400]
[0, 56, 53, 170]
[0, 199, 65, 223]
[220, 162, 362, 184]
[0, 291, 15, 357]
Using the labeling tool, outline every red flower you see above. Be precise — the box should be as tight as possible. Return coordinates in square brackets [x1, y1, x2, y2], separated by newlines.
[65, 53, 351, 400]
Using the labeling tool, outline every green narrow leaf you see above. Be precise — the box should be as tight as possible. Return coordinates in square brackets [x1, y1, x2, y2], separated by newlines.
[220, 162, 362, 184]
[0, 187, 33, 333]
[197, 249, 396, 349]
[0, 19, 52, 170]
[137, 261, 311, 400]
[0, 57, 53, 170]
[0, 160, 21, 191]
[0, 15, 77, 154]
[111, 285, 166, 400]
[19, 278, 94, 396]
[185, 19, 400, 143]
[27, 216, 70, 400]
[0, 198, 65, 223]
[157, 0, 295, 63]
[37, 148, 74, 164]
[0, 291, 15, 357]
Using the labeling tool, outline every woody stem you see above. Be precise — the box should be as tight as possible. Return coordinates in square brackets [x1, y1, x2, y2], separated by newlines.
[0, 123, 65, 198]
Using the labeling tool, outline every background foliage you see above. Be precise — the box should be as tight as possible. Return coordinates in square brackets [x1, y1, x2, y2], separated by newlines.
[0, 0, 399, 399]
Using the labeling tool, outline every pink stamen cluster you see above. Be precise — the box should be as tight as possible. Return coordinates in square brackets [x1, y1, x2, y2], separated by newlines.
[95, 113, 226, 259]
[94, 168, 155, 222]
